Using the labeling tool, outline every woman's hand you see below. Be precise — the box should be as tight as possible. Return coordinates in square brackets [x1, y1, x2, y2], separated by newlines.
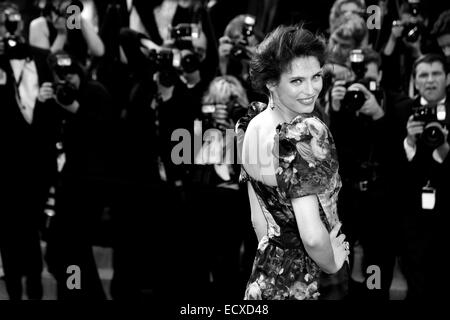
[329, 222, 349, 273]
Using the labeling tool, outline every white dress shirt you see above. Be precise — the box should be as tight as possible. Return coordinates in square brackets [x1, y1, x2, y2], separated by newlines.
[127, 0, 149, 37]
[10, 59, 39, 124]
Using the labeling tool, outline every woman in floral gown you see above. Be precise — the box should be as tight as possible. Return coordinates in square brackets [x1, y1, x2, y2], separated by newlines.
[237, 25, 350, 300]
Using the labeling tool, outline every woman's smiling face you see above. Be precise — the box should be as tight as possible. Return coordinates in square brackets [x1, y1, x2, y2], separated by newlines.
[269, 56, 324, 120]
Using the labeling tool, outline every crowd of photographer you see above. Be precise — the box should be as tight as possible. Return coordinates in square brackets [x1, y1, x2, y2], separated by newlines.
[0, 0, 449, 300]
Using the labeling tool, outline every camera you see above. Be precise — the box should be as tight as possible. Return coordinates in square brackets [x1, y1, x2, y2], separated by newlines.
[145, 46, 201, 86]
[169, 23, 200, 51]
[229, 15, 256, 61]
[53, 80, 77, 105]
[392, 0, 423, 43]
[412, 103, 447, 148]
[393, 20, 422, 43]
[166, 23, 202, 74]
[0, 9, 29, 59]
[340, 50, 381, 113]
[145, 49, 181, 87]
[170, 23, 199, 40]
[3, 8, 21, 34]
[51, 54, 79, 105]
[1, 35, 28, 59]
[201, 97, 245, 130]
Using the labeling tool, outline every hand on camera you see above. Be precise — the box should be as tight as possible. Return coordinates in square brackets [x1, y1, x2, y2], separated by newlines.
[218, 36, 233, 58]
[329, 222, 350, 274]
[390, 23, 404, 40]
[348, 83, 384, 120]
[37, 82, 54, 103]
[53, 16, 67, 35]
[38, 82, 79, 113]
[331, 80, 347, 111]
[402, 35, 422, 58]
[212, 104, 234, 131]
[406, 114, 424, 147]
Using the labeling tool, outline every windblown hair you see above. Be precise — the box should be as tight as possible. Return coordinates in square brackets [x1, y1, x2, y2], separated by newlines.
[203, 75, 249, 108]
[250, 24, 327, 96]
[329, 0, 366, 32]
[331, 13, 368, 48]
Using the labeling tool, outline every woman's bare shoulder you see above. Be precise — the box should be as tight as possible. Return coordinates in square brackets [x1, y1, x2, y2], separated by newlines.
[242, 109, 279, 185]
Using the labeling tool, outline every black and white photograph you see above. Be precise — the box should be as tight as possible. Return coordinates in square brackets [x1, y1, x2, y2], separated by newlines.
[0, 0, 449, 312]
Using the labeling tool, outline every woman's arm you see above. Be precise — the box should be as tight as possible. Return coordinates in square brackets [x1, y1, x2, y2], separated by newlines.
[80, 17, 105, 57]
[292, 195, 342, 274]
[247, 181, 267, 243]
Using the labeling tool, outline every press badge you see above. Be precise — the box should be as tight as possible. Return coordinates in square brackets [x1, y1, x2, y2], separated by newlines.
[0, 68, 6, 85]
[421, 181, 436, 210]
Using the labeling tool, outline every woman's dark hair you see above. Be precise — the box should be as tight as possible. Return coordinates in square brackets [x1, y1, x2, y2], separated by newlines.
[250, 24, 328, 95]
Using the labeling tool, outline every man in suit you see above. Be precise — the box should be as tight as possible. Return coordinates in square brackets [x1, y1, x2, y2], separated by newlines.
[0, 2, 53, 300]
[393, 53, 450, 299]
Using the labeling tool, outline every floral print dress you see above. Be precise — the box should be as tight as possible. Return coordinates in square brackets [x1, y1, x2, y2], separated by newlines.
[237, 102, 344, 300]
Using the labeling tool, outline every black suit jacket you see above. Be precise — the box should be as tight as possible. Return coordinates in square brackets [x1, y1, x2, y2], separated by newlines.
[392, 94, 450, 218]
[0, 45, 54, 224]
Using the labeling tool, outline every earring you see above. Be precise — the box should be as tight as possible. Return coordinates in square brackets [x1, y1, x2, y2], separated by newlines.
[269, 92, 275, 110]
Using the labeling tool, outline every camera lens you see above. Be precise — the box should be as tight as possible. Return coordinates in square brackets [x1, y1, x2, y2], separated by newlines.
[181, 52, 200, 74]
[342, 90, 366, 112]
[403, 24, 420, 42]
[55, 81, 77, 105]
[422, 123, 445, 149]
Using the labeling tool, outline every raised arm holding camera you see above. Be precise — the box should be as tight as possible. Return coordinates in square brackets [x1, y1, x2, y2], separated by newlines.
[217, 14, 264, 103]
[29, 0, 104, 66]
[381, 0, 434, 95]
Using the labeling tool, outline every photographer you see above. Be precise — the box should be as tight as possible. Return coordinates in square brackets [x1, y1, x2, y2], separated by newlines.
[327, 13, 369, 71]
[328, 47, 406, 299]
[393, 54, 450, 299]
[109, 37, 205, 298]
[0, 2, 53, 300]
[29, 0, 104, 65]
[218, 15, 257, 80]
[381, 0, 434, 95]
[36, 51, 112, 300]
[186, 75, 252, 300]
